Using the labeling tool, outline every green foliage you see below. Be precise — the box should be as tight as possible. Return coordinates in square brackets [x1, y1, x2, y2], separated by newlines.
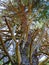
[9, 62, 12, 65]
[21, 0, 28, 6]
[0, 60, 3, 65]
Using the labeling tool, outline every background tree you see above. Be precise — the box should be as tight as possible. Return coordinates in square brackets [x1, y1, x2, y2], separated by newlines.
[0, 0, 49, 65]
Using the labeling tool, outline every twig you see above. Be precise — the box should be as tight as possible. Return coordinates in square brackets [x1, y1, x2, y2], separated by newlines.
[4, 16, 21, 65]
[0, 35, 14, 64]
